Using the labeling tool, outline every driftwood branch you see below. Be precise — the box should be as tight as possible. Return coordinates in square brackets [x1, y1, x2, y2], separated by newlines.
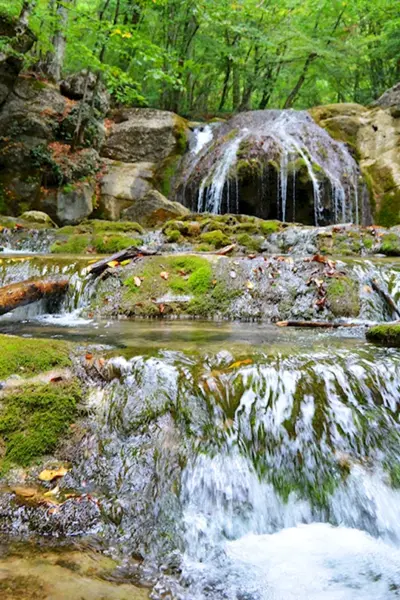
[0, 279, 68, 316]
[276, 320, 360, 329]
[87, 246, 159, 277]
[370, 279, 400, 318]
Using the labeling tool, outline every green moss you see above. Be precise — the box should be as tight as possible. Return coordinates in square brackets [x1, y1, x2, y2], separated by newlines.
[0, 380, 82, 471]
[50, 234, 91, 254]
[366, 324, 400, 347]
[0, 335, 71, 380]
[93, 233, 141, 254]
[200, 230, 230, 249]
[187, 282, 239, 318]
[377, 191, 400, 228]
[259, 220, 281, 235]
[326, 276, 360, 318]
[236, 233, 263, 252]
[380, 233, 400, 256]
[91, 220, 144, 234]
[166, 229, 182, 243]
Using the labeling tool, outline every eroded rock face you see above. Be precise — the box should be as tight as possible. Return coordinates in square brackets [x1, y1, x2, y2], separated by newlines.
[122, 189, 189, 226]
[101, 108, 188, 163]
[310, 95, 400, 226]
[99, 160, 155, 220]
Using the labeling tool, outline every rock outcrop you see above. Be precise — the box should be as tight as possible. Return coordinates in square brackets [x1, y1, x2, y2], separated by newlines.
[101, 108, 188, 163]
[310, 91, 400, 226]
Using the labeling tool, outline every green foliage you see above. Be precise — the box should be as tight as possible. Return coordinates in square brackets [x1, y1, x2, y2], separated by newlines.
[9, 0, 399, 114]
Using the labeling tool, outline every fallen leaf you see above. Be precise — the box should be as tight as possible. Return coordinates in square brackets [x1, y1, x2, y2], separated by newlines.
[50, 376, 64, 383]
[363, 285, 372, 293]
[85, 353, 93, 361]
[160, 271, 169, 280]
[246, 281, 254, 290]
[120, 259, 131, 266]
[107, 260, 119, 268]
[229, 358, 253, 369]
[12, 487, 37, 498]
[159, 303, 165, 313]
[39, 467, 69, 482]
[133, 276, 142, 287]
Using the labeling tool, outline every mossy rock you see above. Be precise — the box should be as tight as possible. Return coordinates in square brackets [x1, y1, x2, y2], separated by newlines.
[259, 220, 281, 236]
[380, 233, 400, 256]
[0, 335, 80, 473]
[326, 276, 360, 318]
[0, 380, 82, 472]
[236, 233, 263, 252]
[51, 226, 142, 254]
[199, 230, 230, 248]
[0, 335, 71, 380]
[366, 324, 400, 347]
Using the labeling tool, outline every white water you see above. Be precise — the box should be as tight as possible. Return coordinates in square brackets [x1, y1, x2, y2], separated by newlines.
[183, 110, 362, 226]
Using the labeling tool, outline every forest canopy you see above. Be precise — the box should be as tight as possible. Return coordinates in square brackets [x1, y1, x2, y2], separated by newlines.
[1, 0, 399, 117]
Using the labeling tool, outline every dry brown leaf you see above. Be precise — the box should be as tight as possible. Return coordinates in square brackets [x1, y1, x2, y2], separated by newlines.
[133, 276, 142, 287]
[107, 260, 119, 268]
[160, 271, 169, 280]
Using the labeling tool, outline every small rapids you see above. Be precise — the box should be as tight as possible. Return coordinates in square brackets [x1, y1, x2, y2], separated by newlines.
[67, 345, 400, 599]
[177, 110, 367, 226]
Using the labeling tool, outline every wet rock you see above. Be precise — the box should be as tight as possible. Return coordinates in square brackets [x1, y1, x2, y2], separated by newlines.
[99, 161, 155, 220]
[101, 108, 188, 163]
[122, 190, 189, 227]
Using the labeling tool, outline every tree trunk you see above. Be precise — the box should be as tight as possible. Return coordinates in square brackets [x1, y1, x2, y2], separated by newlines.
[232, 65, 240, 111]
[0, 279, 68, 316]
[283, 52, 317, 109]
[16, 1, 36, 35]
[45, 0, 70, 81]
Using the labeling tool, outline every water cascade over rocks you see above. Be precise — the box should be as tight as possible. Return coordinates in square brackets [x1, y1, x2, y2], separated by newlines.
[178, 111, 368, 225]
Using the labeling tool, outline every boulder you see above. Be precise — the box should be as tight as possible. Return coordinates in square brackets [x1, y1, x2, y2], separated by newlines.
[121, 190, 189, 227]
[19, 210, 57, 228]
[101, 108, 188, 163]
[373, 82, 400, 115]
[99, 160, 155, 220]
[52, 182, 94, 225]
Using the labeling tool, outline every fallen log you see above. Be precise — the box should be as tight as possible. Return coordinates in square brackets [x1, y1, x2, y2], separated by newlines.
[87, 246, 159, 277]
[370, 279, 400, 319]
[0, 279, 69, 316]
[276, 320, 361, 329]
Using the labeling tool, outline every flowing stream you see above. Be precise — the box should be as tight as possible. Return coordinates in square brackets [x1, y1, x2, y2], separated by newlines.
[1, 247, 400, 599]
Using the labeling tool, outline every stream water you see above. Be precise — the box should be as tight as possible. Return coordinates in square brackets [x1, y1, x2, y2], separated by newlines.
[1, 249, 400, 599]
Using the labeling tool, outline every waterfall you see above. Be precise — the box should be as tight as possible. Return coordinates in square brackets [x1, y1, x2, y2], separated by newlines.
[71, 345, 400, 599]
[177, 110, 363, 226]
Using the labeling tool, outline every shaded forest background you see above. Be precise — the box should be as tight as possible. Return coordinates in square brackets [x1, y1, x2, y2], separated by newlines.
[1, 0, 399, 117]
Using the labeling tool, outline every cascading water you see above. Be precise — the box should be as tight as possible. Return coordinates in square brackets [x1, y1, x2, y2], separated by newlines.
[177, 110, 366, 226]
[69, 343, 400, 599]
